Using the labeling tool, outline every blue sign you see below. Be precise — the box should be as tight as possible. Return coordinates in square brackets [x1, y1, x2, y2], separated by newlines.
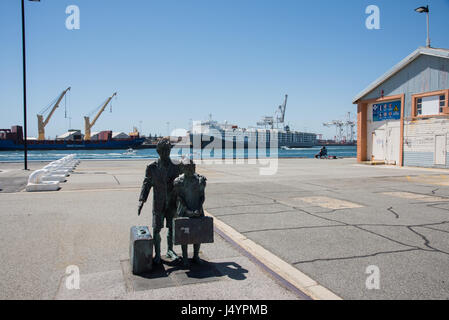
[372, 100, 401, 122]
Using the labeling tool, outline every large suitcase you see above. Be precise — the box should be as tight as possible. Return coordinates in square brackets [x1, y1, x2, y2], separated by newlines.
[173, 216, 214, 245]
[129, 226, 153, 275]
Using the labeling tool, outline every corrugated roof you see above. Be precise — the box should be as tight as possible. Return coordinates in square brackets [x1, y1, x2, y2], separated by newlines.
[353, 47, 449, 104]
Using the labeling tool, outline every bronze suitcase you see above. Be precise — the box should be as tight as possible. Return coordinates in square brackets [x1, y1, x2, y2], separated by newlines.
[173, 217, 214, 245]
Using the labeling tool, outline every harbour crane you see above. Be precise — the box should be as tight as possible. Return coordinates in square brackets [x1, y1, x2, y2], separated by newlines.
[276, 94, 288, 128]
[323, 120, 345, 142]
[344, 112, 356, 142]
[257, 94, 288, 129]
[84, 92, 117, 141]
[37, 87, 71, 141]
[323, 112, 356, 143]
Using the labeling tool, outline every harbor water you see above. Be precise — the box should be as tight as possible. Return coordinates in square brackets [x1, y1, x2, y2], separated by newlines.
[0, 146, 356, 162]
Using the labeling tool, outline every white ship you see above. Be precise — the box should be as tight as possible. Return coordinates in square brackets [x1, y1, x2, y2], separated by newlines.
[189, 95, 317, 149]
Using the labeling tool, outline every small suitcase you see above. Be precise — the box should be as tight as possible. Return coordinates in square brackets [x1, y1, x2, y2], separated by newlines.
[129, 226, 153, 275]
[173, 216, 214, 245]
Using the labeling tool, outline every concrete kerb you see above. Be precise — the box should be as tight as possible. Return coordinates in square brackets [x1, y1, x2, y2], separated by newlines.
[353, 163, 449, 173]
[204, 210, 342, 300]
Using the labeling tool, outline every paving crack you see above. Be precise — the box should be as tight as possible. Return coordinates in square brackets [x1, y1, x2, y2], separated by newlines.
[112, 175, 120, 185]
[387, 207, 400, 219]
[407, 226, 449, 255]
[292, 248, 420, 265]
[216, 210, 299, 217]
[242, 224, 346, 235]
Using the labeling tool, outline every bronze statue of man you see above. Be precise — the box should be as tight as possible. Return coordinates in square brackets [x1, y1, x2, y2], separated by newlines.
[173, 159, 207, 267]
[138, 138, 180, 264]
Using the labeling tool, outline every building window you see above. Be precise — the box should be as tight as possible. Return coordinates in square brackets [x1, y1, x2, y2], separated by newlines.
[440, 95, 446, 113]
[415, 93, 447, 116]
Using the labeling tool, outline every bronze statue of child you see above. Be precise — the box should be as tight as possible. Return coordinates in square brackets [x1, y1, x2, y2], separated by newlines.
[173, 158, 207, 267]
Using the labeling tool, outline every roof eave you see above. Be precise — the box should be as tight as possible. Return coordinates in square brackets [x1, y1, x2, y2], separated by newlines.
[352, 47, 449, 104]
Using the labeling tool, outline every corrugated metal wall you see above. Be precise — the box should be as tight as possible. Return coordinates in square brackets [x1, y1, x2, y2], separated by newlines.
[360, 54, 449, 168]
[403, 152, 434, 167]
[362, 55, 449, 117]
[404, 118, 449, 168]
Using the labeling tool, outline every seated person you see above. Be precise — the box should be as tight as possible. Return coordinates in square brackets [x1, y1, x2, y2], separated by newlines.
[173, 158, 207, 267]
[315, 146, 327, 159]
[321, 146, 328, 157]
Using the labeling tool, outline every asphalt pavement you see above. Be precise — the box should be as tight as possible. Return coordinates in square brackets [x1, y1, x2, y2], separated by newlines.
[1, 158, 449, 299]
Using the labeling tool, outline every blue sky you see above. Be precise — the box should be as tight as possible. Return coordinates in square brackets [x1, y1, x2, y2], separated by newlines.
[1, 0, 448, 139]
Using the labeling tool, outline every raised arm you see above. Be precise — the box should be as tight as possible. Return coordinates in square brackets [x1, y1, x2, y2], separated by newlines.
[138, 164, 154, 215]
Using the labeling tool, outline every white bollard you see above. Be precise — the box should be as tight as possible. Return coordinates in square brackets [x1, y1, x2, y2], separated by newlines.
[26, 155, 79, 191]
[26, 169, 60, 192]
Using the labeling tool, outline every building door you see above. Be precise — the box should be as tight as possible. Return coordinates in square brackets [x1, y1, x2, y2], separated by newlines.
[371, 129, 385, 161]
[385, 125, 400, 165]
[367, 100, 401, 164]
[434, 135, 447, 165]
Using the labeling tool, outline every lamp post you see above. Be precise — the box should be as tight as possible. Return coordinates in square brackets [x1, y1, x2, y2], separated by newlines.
[415, 5, 430, 48]
[21, 0, 40, 170]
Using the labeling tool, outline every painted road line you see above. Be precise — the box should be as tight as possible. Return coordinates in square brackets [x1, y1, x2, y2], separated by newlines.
[296, 196, 364, 210]
[204, 210, 342, 300]
[383, 191, 449, 202]
[0, 187, 140, 195]
[353, 163, 449, 174]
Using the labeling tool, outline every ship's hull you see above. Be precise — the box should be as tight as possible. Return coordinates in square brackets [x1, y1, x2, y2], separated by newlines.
[0, 138, 145, 151]
[190, 133, 315, 149]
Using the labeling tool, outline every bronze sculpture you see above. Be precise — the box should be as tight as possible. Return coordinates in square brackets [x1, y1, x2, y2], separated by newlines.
[173, 159, 207, 267]
[138, 138, 180, 264]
